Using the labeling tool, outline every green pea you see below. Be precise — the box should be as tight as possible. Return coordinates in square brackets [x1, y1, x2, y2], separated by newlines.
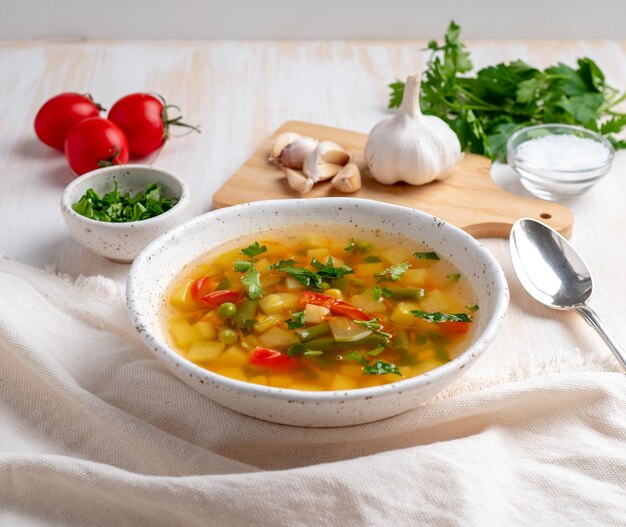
[320, 282, 330, 291]
[217, 302, 237, 318]
[218, 327, 238, 345]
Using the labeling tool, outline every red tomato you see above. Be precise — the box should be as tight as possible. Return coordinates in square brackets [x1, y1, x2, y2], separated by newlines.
[249, 347, 298, 371]
[439, 321, 471, 335]
[64, 118, 129, 176]
[191, 276, 216, 301]
[108, 93, 199, 158]
[299, 291, 370, 321]
[331, 300, 371, 321]
[299, 292, 338, 309]
[34, 92, 103, 151]
[199, 290, 241, 308]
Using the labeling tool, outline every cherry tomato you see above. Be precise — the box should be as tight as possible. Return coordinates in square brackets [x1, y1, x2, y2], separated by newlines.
[64, 118, 129, 176]
[34, 92, 103, 151]
[191, 276, 216, 301]
[249, 347, 298, 371]
[199, 290, 241, 309]
[108, 93, 199, 157]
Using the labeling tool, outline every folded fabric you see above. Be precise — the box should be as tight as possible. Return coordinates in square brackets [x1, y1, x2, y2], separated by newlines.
[0, 258, 624, 526]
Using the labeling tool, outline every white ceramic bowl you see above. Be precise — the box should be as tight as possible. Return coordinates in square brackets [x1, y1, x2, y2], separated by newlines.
[61, 165, 190, 263]
[127, 198, 509, 427]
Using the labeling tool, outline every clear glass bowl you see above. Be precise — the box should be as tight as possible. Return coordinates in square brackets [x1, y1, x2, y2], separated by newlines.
[506, 124, 614, 201]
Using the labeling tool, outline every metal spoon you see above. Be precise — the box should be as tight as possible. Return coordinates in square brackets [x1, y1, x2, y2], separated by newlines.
[510, 218, 626, 372]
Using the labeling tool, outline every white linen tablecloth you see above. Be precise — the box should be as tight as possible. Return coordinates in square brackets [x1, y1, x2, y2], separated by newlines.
[1, 257, 624, 526]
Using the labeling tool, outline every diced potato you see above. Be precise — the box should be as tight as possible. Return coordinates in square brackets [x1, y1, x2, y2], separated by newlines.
[254, 314, 283, 333]
[304, 304, 329, 324]
[258, 294, 284, 314]
[268, 374, 294, 388]
[188, 264, 217, 280]
[331, 374, 358, 391]
[419, 289, 454, 313]
[212, 366, 248, 382]
[302, 235, 328, 248]
[276, 293, 299, 310]
[339, 364, 364, 377]
[213, 248, 241, 270]
[249, 374, 269, 386]
[193, 320, 216, 340]
[255, 258, 272, 275]
[390, 302, 422, 327]
[169, 319, 196, 348]
[350, 291, 388, 314]
[403, 268, 428, 286]
[380, 247, 412, 265]
[324, 288, 344, 299]
[259, 327, 299, 348]
[239, 334, 262, 351]
[219, 345, 249, 367]
[307, 248, 330, 261]
[285, 276, 303, 290]
[187, 341, 225, 362]
[169, 279, 195, 309]
[354, 262, 386, 276]
[416, 348, 436, 362]
[260, 274, 283, 288]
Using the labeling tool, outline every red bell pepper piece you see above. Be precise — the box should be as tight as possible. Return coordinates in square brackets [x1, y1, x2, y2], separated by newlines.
[249, 347, 298, 371]
[191, 276, 216, 301]
[299, 292, 371, 321]
[439, 321, 471, 335]
[199, 290, 241, 309]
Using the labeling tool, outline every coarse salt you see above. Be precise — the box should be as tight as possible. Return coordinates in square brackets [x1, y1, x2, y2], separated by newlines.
[516, 134, 611, 171]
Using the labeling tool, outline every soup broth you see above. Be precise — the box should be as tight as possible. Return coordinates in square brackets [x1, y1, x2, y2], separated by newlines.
[163, 228, 479, 391]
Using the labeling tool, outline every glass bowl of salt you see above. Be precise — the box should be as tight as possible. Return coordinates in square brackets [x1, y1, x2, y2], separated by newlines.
[507, 124, 614, 200]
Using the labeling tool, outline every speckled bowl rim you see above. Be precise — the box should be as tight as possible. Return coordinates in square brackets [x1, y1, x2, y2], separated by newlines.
[127, 198, 509, 404]
[60, 164, 190, 229]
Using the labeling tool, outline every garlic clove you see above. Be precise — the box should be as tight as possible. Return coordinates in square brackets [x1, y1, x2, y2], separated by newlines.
[271, 132, 301, 159]
[303, 141, 351, 183]
[278, 136, 319, 170]
[331, 163, 361, 193]
[283, 167, 314, 194]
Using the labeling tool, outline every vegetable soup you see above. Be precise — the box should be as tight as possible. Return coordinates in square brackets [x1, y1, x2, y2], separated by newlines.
[164, 229, 479, 391]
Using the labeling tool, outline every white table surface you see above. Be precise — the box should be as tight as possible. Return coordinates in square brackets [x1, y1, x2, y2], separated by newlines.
[1, 38, 625, 374]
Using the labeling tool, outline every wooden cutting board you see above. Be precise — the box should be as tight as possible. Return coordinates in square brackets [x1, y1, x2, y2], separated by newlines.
[213, 121, 573, 238]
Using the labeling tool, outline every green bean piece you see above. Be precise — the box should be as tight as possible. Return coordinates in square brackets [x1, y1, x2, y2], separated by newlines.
[295, 322, 331, 342]
[305, 334, 389, 351]
[217, 302, 237, 319]
[232, 299, 258, 334]
[392, 330, 410, 353]
[385, 287, 425, 300]
[218, 327, 238, 345]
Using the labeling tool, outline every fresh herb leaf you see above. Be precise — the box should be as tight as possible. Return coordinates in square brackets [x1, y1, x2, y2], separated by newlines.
[342, 351, 366, 363]
[241, 267, 263, 299]
[344, 239, 356, 253]
[268, 258, 297, 270]
[373, 286, 382, 302]
[414, 251, 440, 260]
[285, 311, 305, 330]
[374, 262, 411, 282]
[72, 181, 178, 223]
[465, 304, 480, 312]
[382, 287, 393, 298]
[366, 345, 386, 357]
[240, 242, 267, 259]
[233, 260, 253, 272]
[363, 360, 404, 377]
[274, 264, 323, 290]
[411, 310, 472, 323]
[354, 318, 392, 340]
[363, 255, 381, 263]
[447, 273, 461, 282]
[310, 257, 354, 280]
[387, 21, 626, 160]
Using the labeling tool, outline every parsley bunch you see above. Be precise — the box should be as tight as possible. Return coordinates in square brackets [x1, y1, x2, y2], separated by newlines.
[388, 21, 626, 161]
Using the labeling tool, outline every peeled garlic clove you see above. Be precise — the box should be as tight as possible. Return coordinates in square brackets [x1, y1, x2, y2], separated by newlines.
[303, 141, 351, 182]
[331, 163, 361, 193]
[271, 132, 300, 159]
[283, 168, 313, 194]
[277, 136, 319, 170]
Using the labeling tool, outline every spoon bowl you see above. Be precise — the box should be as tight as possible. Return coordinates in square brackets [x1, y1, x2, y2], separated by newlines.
[510, 218, 625, 371]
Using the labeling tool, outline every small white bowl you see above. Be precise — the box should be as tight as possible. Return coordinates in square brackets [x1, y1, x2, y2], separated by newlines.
[127, 198, 509, 427]
[61, 165, 190, 263]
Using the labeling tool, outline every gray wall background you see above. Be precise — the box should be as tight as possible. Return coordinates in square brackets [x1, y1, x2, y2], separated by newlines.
[1, 0, 624, 39]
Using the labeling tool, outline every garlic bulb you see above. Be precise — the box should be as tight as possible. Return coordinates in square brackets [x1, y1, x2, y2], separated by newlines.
[364, 75, 462, 185]
[270, 133, 319, 170]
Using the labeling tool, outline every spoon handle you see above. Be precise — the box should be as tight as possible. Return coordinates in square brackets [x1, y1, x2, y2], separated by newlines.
[575, 304, 626, 373]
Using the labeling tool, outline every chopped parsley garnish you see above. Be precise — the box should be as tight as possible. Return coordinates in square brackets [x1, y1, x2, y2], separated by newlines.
[273, 264, 323, 290]
[268, 258, 297, 270]
[413, 251, 440, 260]
[374, 261, 411, 282]
[363, 360, 404, 377]
[240, 242, 267, 259]
[310, 257, 354, 280]
[241, 266, 263, 299]
[354, 318, 392, 340]
[233, 260, 253, 272]
[372, 286, 382, 301]
[466, 304, 480, 312]
[72, 181, 178, 223]
[344, 239, 356, 253]
[285, 311, 305, 330]
[411, 310, 473, 323]
[447, 273, 461, 282]
[342, 350, 366, 363]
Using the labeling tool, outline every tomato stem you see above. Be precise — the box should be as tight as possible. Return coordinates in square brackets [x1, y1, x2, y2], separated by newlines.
[161, 102, 201, 139]
[97, 146, 121, 168]
[84, 93, 106, 112]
